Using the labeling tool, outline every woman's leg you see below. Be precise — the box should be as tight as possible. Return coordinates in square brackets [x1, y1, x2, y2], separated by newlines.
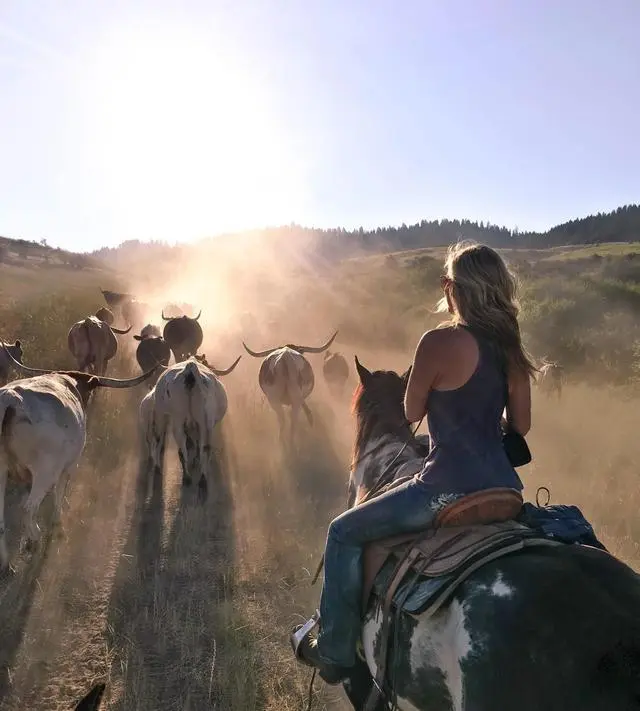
[316, 477, 440, 667]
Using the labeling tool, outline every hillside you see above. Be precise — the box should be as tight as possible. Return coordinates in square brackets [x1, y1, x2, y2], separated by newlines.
[89, 203, 640, 267]
[0, 234, 107, 271]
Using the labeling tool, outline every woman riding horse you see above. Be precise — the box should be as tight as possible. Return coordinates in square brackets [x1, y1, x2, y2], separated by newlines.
[294, 241, 537, 683]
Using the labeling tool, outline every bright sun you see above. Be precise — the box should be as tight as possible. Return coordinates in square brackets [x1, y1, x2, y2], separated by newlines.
[80, 24, 305, 241]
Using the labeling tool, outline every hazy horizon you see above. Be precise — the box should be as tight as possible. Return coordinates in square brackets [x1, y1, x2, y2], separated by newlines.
[2, 0, 639, 252]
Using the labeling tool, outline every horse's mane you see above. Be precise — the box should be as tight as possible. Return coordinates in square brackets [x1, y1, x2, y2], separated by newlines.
[350, 371, 408, 471]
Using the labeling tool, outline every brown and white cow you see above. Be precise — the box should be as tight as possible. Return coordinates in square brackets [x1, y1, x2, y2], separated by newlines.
[243, 331, 337, 444]
[0, 344, 158, 569]
[139, 354, 241, 500]
[67, 316, 132, 376]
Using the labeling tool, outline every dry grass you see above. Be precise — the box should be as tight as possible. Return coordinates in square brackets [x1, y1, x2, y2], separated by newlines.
[0, 245, 638, 711]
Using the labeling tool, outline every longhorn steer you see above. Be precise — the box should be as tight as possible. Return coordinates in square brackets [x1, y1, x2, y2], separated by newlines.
[139, 354, 241, 500]
[0, 339, 23, 387]
[67, 316, 132, 376]
[243, 331, 337, 444]
[133, 324, 171, 388]
[0, 345, 157, 569]
[161, 311, 203, 362]
[322, 349, 349, 397]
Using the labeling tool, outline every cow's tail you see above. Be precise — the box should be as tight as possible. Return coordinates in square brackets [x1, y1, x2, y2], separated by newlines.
[302, 402, 313, 426]
[183, 362, 210, 495]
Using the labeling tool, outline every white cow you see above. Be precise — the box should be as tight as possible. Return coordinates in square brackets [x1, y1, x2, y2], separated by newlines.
[0, 346, 157, 569]
[139, 354, 241, 500]
[242, 331, 337, 444]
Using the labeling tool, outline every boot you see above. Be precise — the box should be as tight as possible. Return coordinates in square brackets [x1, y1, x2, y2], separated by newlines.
[290, 624, 354, 685]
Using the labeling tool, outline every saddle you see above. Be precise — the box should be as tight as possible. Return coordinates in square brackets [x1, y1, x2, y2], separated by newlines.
[361, 487, 560, 711]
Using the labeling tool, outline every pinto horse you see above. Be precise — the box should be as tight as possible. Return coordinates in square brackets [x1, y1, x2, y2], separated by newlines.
[338, 356, 640, 711]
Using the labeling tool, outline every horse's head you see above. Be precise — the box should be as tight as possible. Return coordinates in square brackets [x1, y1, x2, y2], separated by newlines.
[351, 356, 411, 429]
[349, 356, 415, 506]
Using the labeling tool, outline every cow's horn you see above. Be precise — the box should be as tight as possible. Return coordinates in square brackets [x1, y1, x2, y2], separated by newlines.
[295, 330, 338, 354]
[242, 342, 278, 358]
[210, 355, 242, 376]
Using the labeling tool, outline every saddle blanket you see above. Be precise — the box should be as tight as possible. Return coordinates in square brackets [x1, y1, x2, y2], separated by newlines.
[365, 521, 558, 617]
[366, 504, 606, 617]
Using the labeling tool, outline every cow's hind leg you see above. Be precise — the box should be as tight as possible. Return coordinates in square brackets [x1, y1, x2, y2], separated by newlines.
[197, 418, 216, 504]
[21, 462, 59, 551]
[148, 414, 168, 490]
[173, 420, 199, 487]
[52, 466, 73, 537]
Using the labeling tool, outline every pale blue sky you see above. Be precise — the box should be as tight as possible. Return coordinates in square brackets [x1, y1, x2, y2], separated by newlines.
[1, 0, 638, 252]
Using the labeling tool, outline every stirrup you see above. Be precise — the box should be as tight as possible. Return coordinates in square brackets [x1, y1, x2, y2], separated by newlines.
[290, 609, 321, 664]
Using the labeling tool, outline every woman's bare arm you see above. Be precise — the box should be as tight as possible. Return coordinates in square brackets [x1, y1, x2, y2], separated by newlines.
[505, 366, 531, 435]
[404, 331, 442, 423]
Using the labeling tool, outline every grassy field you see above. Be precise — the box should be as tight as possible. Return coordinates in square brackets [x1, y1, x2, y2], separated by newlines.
[541, 241, 640, 261]
[0, 240, 639, 709]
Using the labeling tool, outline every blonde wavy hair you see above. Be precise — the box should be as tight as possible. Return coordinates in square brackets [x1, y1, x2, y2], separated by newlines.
[436, 240, 538, 378]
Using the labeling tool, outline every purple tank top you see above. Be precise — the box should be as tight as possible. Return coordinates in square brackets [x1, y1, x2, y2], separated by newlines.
[416, 326, 523, 494]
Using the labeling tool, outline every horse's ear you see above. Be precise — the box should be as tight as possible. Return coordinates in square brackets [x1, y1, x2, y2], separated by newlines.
[401, 365, 412, 384]
[354, 356, 372, 386]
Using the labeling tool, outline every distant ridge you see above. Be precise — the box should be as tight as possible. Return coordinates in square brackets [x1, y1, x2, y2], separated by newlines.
[4, 203, 640, 262]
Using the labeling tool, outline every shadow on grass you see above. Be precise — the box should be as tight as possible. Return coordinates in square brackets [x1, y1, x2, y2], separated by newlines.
[106, 421, 266, 710]
[0, 488, 55, 704]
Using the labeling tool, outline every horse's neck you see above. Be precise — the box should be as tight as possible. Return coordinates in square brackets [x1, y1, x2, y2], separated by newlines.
[353, 431, 422, 497]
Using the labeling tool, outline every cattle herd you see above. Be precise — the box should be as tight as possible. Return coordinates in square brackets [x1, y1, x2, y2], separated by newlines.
[0, 285, 566, 574]
[0, 287, 351, 572]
